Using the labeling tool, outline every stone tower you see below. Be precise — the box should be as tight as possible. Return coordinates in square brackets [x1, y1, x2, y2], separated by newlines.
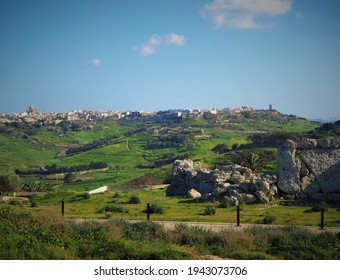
[27, 105, 36, 114]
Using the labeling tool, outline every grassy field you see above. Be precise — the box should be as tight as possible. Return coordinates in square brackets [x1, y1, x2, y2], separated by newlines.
[6, 187, 338, 227]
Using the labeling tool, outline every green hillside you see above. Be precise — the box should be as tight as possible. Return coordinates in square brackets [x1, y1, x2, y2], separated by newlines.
[0, 111, 320, 190]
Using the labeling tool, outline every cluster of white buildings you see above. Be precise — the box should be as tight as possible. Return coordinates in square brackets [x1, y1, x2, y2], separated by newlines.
[0, 105, 255, 124]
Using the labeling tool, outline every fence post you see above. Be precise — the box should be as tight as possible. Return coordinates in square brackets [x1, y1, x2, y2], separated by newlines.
[147, 203, 150, 221]
[236, 205, 240, 226]
[61, 199, 65, 218]
[320, 208, 325, 230]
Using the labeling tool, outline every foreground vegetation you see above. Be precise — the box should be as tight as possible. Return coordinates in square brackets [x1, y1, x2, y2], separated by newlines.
[1, 205, 339, 260]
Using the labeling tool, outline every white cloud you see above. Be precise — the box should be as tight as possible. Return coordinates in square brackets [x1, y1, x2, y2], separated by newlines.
[84, 58, 103, 67]
[135, 33, 186, 56]
[200, 0, 292, 29]
[166, 33, 186, 46]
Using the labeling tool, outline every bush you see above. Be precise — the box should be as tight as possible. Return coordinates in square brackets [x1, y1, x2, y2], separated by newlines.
[82, 192, 91, 199]
[306, 202, 329, 213]
[8, 198, 24, 206]
[260, 215, 276, 224]
[129, 194, 141, 204]
[219, 201, 231, 208]
[99, 204, 129, 213]
[30, 199, 39, 207]
[112, 192, 123, 198]
[204, 205, 216, 215]
[149, 204, 165, 214]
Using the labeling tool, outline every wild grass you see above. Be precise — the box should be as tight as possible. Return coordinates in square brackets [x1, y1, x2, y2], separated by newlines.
[1, 205, 338, 260]
[10, 188, 339, 227]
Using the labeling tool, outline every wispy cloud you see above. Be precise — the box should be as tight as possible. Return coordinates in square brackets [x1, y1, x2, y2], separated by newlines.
[200, 0, 292, 29]
[83, 58, 103, 67]
[165, 33, 186, 46]
[135, 33, 186, 56]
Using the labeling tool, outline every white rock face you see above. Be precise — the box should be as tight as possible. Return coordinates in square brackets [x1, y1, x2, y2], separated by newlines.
[278, 140, 301, 194]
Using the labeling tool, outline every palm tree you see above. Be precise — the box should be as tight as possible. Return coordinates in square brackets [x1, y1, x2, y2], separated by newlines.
[241, 152, 263, 172]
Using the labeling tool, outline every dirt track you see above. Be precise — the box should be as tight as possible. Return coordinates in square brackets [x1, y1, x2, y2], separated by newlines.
[67, 218, 340, 234]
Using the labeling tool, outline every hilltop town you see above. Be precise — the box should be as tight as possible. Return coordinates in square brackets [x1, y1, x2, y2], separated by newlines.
[0, 104, 288, 125]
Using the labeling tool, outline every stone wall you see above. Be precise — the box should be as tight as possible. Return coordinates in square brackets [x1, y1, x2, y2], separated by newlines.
[278, 138, 340, 202]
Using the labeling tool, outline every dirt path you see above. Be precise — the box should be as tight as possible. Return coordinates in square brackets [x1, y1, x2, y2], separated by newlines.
[109, 184, 168, 192]
[67, 218, 340, 234]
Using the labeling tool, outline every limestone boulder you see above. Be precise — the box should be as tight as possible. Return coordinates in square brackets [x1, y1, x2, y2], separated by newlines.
[195, 181, 214, 195]
[209, 170, 230, 183]
[212, 183, 230, 194]
[173, 159, 196, 174]
[229, 171, 244, 184]
[255, 190, 270, 204]
[238, 183, 250, 193]
[187, 188, 201, 198]
[297, 138, 317, 149]
[278, 140, 301, 194]
[195, 170, 211, 182]
[254, 180, 270, 192]
[270, 185, 278, 195]
[300, 149, 340, 193]
[301, 174, 320, 194]
[222, 164, 251, 174]
[240, 193, 257, 204]
[222, 196, 239, 206]
[317, 138, 340, 149]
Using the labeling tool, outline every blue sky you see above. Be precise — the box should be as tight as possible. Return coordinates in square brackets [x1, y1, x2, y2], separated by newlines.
[1, 0, 339, 119]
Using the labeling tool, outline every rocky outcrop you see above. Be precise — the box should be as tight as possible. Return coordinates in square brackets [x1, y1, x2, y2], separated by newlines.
[277, 137, 340, 202]
[167, 160, 278, 204]
[168, 137, 340, 204]
[278, 140, 301, 194]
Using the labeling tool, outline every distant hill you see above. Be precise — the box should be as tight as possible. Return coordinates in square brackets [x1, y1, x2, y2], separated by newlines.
[307, 120, 340, 138]
[0, 110, 320, 189]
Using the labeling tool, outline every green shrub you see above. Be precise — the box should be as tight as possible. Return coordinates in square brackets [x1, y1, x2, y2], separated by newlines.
[149, 204, 165, 214]
[219, 201, 231, 208]
[99, 204, 129, 213]
[129, 194, 141, 204]
[82, 192, 91, 199]
[8, 198, 24, 206]
[204, 205, 216, 215]
[30, 199, 39, 207]
[121, 221, 169, 242]
[260, 215, 276, 224]
[112, 192, 123, 198]
[307, 203, 329, 213]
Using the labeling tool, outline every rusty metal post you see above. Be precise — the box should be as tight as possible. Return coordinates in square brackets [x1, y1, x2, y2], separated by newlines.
[147, 203, 150, 221]
[320, 208, 325, 230]
[61, 200, 65, 218]
[236, 205, 240, 226]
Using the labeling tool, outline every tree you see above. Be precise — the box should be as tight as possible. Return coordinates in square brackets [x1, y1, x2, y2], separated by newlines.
[64, 173, 76, 183]
[235, 152, 263, 172]
[211, 143, 229, 154]
[0, 172, 22, 196]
